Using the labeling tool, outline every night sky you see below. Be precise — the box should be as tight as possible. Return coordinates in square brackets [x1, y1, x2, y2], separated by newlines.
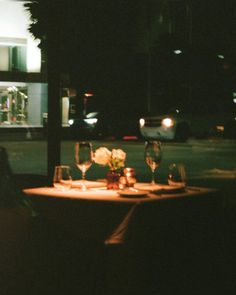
[26, 0, 236, 115]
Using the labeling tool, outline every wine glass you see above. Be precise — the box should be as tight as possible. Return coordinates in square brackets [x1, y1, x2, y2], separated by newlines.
[75, 142, 93, 191]
[53, 165, 72, 190]
[145, 141, 162, 185]
[168, 163, 186, 188]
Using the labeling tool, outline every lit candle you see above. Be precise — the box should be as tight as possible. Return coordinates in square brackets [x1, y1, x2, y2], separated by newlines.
[124, 168, 136, 187]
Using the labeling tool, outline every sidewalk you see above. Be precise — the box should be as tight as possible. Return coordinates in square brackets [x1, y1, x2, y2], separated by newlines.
[0, 127, 45, 141]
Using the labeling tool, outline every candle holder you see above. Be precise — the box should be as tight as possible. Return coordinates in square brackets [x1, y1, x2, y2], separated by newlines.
[123, 167, 137, 188]
[106, 170, 121, 190]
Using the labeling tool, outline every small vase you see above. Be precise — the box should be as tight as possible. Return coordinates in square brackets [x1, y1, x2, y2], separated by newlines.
[106, 170, 121, 190]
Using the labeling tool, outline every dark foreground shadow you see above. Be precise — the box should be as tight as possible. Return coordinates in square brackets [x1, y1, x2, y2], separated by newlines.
[0, 145, 235, 294]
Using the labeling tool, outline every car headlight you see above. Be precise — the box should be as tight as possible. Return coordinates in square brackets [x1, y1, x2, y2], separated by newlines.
[68, 119, 74, 125]
[139, 118, 145, 128]
[84, 118, 98, 125]
[161, 117, 174, 128]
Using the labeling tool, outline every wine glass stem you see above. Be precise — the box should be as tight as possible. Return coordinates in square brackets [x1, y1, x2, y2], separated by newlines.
[82, 171, 86, 191]
[151, 170, 155, 185]
[82, 171, 85, 180]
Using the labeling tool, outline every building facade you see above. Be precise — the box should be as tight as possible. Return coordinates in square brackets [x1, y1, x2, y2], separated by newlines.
[0, 0, 47, 129]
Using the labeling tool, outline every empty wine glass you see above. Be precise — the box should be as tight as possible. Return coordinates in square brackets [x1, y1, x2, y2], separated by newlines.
[75, 142, 93, 191]
[168, 163, 186, 188]
[145, 141, 162, 185]
[53, 165, 72, 190]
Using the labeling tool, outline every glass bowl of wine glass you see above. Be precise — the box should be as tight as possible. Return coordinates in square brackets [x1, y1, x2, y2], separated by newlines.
[144, 141, 162, 185]
[53, 165, 72, 190]
[75, 141, 93, 191]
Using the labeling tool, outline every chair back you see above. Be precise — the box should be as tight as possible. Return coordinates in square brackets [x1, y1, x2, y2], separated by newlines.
[0, 146, 24, 207]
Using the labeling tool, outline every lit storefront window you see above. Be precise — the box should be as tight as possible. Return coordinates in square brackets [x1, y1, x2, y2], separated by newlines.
[0, 82, 47, 127]
[0, 44, 27, 72]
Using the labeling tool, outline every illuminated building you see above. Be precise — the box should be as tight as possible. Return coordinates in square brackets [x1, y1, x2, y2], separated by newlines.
[0, 0, 47, 129]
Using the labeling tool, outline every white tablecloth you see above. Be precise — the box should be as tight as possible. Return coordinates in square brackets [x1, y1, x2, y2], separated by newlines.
[23, 183, 219, 244]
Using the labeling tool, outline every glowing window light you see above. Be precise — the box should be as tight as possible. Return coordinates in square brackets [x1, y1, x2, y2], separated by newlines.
[27, 39, 41, 72]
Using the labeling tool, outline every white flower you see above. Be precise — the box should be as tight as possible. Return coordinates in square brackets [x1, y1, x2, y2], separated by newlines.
[111, 149, 126, 161]
[93, 147, 111, 166]
[93, 146, 126, 170]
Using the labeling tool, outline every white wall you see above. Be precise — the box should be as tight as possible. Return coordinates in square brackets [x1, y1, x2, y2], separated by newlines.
[0, 0, 41, 72]
[0, 46, 8, 70]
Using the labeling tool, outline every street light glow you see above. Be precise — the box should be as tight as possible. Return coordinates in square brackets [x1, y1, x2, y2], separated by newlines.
[173, 49, 182, 55]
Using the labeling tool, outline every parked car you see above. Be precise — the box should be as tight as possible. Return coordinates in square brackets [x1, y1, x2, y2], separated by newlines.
[64, 112, 99, 139]
[139, 102, 236, 142]
[139, 109, 191, 142]
[94, 110, 141, 140]
[64, 110, 141, 140]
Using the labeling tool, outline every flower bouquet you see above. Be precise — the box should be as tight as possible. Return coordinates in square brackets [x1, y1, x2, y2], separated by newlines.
[93, 147, 126, 189]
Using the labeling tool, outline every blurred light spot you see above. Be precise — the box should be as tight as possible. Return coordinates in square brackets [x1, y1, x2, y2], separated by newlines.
[216, 125, 224, 132]
[84, 118, 98, 125]
[84, 92, 93, 97]
[139, 118, 145, 128]
[162, 117, 174, 128]
[86, 112, 99, 118]
[174, 49, 182, 55]
[68, 119, 74, 125]
[223, 63, 230, 70]
[123, 136, 138, 141]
